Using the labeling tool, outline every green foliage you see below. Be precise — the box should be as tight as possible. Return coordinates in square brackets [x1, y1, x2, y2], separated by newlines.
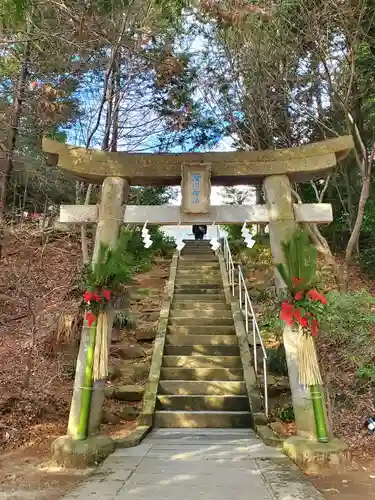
[149, 227, 176, 258]
[276, 229, 317, 292]
[84, 230, 135, 291]
[121, 226, 175, 268]
[135, 287, 151, 297]
[227, 238, 245, 257]
[129, 186, 177, 205]
[114, 311, 136, 329]
[79, 226, 174, 298]
[241, 243, 273, 268]
[359, 245, 375, 277]
[0, 0, 28, 23]
[278, 404, 295, 423]
[320, 290, 375, 374]
[321, 290, 375, 338]
[356, 364, 375, 380]
[259, 306, 284, 342]
[223, 225, 243, 242]
[267, 344, 288, 376]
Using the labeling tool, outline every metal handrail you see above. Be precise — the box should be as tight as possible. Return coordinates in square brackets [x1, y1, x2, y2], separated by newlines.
[220, 232, 268, 417]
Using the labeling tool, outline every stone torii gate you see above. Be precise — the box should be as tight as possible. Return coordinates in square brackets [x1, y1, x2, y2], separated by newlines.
[43, 135, 354, 464]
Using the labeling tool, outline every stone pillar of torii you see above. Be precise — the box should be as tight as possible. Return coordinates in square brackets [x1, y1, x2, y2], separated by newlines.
[42, 135, 353, 462]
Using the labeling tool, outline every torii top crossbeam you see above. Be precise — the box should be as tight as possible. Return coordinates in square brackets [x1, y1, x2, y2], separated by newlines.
[43, 136, 354, 186]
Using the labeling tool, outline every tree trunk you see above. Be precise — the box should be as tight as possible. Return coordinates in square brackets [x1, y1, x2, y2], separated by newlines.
[342, 170, 372, 291]
[110, 56, 121, 152]
[0, 19, 32, 219]
[306, 223, 346, 293]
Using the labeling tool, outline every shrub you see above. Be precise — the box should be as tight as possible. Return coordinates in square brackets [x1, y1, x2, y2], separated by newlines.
[278, 403, 295, 422]
[75, 227, 174, 298]
[227, 238, 246, 256]
[359, 246, 375, 278]
[114, 311, 136, 329]
[241, 244, 272, 267]
[149, 227, 175, 258]
[267, 344, 288, 376]
[320, 290, 375, 376]
[259, 305, 284, 342]
[356, 363, 375, 380]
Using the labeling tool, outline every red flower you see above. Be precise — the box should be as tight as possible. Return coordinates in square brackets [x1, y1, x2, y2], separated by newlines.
[83, 291, 92, 303]
[293, 309, 308, 327]
[92, 291, 101, 302]
[102, 289, 111, 301]
[311, 319, 319, 337]
[280, 301, 295, 325]
[299, 316, 309, 328]
[292, 277, 304, 286]
[294, 291, 304, 301]
[307, 289, 327, 305]
[85, 311, 96, 327]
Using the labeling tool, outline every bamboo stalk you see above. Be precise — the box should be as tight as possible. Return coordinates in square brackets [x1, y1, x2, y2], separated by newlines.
[310, 384, 329, 442]
[297, 329, 329, 442]
[76, 319, 97, 441]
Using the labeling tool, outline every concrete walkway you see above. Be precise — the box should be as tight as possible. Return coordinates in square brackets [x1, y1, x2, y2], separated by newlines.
[63, 429, 324, 500]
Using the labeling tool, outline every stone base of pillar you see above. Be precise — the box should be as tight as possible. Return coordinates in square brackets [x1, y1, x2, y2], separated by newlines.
[283, 435, 350, 473]
[51, 435, 114, 468]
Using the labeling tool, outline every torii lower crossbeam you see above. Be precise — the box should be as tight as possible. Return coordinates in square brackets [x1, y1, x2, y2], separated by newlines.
[59, 203, 333, 225]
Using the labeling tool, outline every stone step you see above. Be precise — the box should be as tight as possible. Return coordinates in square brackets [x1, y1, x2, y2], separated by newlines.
[156, 395, 250, 411]
[169, 309, 232, 319]
[158, 380, 246, 395]
[178, 262, 220, 269]
[182, 239, 212, 244]
[177, 268, 220, 275]
[167, 325, 235, 336]
[175, 277, 223, 285]
[181, 251, 216, 256]
[154, 410, 252, 428]
[179, 255, 218, 262]
[174, 285, 224, 293]
[175, 276, 222, 282]
[173, 293, 226, 302]
[175, 282, 223, 288]
[165, 334, 238, 346]
[169, 317, 234, 327]
[164, 344, 240, 356]
[182, 246, 215, 252]
[162, 355, 242, 368]
[160, 367, 244, 381]
[171, 302, 230, 311]
[181, 252, 216, 258]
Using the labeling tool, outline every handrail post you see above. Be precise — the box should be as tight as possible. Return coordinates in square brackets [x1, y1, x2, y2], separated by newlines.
[253, 318, 257, 374]
[238, 266, 242, 309]
[221, 235, 268, 418]
[263, 357, 268, 417]
[245, 294, 249, 334]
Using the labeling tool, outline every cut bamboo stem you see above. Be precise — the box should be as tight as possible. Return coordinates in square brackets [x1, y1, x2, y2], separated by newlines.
[310, 384, 329, 442]
[76, 319, 97, 440]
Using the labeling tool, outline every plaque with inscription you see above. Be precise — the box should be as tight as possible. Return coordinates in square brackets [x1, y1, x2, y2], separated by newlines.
[181, 163, 211, 214]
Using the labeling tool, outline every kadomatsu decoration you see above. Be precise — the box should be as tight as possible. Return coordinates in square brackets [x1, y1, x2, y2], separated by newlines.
[277, 229, 329, 443]
[77, 235, 134, 441]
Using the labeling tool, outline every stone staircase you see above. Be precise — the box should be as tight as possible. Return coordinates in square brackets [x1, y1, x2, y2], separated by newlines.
[154, 240, 252, 428]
